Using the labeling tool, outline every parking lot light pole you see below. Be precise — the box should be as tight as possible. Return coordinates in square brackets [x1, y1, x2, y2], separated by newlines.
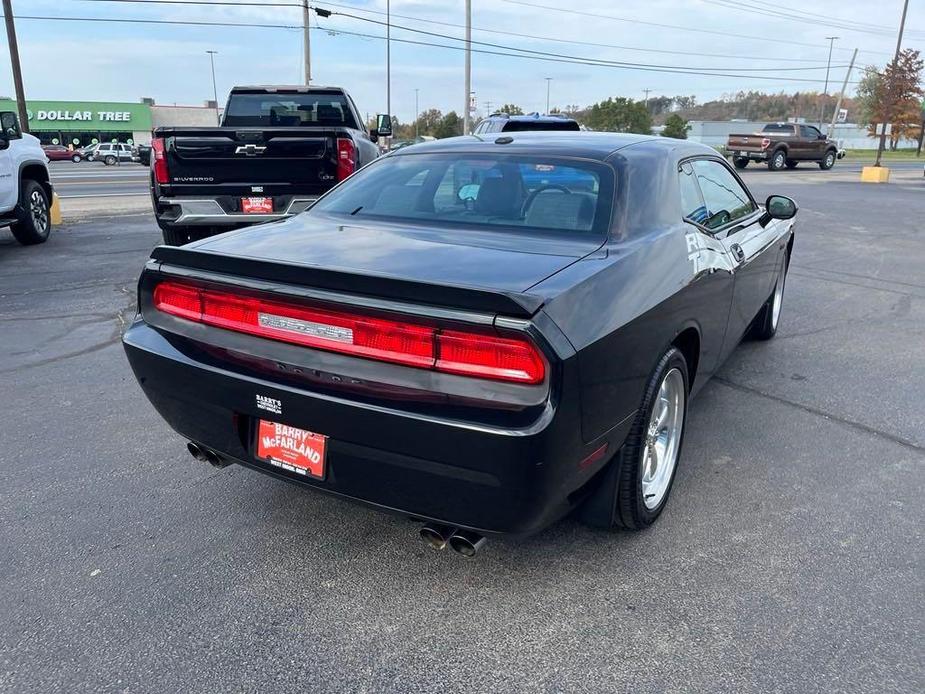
[2, 0, 29, 133]
[464, 0, 471, 135]
[303, 0, 311, 84]
[206, 50, 219, 125]
[414, 88, 419, 140]
[545, 77, 551, 114]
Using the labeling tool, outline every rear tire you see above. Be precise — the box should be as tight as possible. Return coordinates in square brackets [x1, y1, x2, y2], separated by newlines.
[10, 180, 51, 246]
[819, 149, 836, 170]
[580, 347, 689, 531]
[104, 155, 117, 166]
[785, 159, 798, 169]
[71, 154, 82, 163]
[733, 157, 749, 170]
[750, 256, 788, 340]
[767, 149, 787, 171]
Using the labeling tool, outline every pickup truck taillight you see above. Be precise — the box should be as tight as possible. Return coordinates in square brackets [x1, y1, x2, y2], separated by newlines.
[760, 138, 771, 150]
[152, 280, 546, 384]
[336, 138, 356, 181]
[151, 137, 169, 184]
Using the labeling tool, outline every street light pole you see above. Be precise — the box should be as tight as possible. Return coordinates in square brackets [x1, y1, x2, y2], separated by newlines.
[819, 36, 838, 128]
[302, 0, 311, 84]
[206, 50, 219, 125]
[414, 88, 419, 140]
[545, 77, 552, 114]
[464, 0, 471, 135]
[875, 0, 909, 167]
[2, 0, 29, 133]
[386, 0, 391, 145]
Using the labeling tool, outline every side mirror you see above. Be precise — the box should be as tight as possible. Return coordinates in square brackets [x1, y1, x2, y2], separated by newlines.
[760, 195, 798, 226]
[375, 113, 392, 138]
[0, 111, 21, 140]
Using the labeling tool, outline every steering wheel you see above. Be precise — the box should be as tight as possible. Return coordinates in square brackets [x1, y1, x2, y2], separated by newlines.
[522, 184, 571, 216]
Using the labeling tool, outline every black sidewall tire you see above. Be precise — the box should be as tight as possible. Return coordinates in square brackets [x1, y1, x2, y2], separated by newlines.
[820, 151, 836, 170]
[10, 180, 51, 246]
[104, 155, 116, 166]
[749, 255, 788, 340]
[733, 157, 748, 170]
[579, 346, 690, 531]
[768, 150, 787, 171]
[71, 154, 81, 163]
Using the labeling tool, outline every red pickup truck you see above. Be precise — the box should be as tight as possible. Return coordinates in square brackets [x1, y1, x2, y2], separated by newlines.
[726, 123, 842, 171]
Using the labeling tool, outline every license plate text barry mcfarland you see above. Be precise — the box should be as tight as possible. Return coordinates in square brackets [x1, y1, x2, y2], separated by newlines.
[257, 420, 326, 479]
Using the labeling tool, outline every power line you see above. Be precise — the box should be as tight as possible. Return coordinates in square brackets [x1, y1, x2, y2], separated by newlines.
[498, 0, 893, 57]
[320, 8, 851, 75]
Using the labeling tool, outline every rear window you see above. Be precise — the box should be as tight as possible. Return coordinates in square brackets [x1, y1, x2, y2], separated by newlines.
[311, 152, 613, 236]
[223, 91, 358, 128]
[762, 124, 795, 134]
[502, 120, 580, 132]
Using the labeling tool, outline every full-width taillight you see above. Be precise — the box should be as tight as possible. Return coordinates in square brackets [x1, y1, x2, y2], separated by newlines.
[760, 137, 771, 150]
[151, 137, 169, 184]
[152, 281, 545, 384]
[336, 137, 356, 181]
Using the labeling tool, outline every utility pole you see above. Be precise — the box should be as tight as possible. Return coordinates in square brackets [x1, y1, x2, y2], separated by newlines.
[386, 0, 391, 145]
[464, 0, 471, 135]
[414, 88, 419, 140]
[484, 99, 492, 115]
[302, 0, 311, 84]
[643, 88, 651, 112]
[545, 77, 552, 114]
[875, 0, 909, 167]
[828, 48, 857, 140]
[819, 36, 838, 128]
[206, 50, 219, 125]
[2, 0, 29, 133]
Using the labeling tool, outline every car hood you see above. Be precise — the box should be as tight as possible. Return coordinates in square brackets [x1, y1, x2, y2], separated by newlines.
[191, 212, 603, 294]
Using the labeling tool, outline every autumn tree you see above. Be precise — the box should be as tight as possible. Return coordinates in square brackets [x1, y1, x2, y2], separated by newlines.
[865, 49, 924, 165]
[585, 97, 651, 134]
[662, 113, 691, 139]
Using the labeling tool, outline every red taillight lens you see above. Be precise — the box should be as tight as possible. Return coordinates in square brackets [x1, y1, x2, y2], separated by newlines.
[152, 281, 545, 384]
[151, 137, 169, 184]
[760, 138, 771, 150]
[336, 137, 356, 181]
[436, 330, 546, 384]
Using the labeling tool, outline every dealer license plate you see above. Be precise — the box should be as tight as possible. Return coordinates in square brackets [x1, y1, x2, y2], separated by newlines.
[241, 196, 273, 214]
[255, 419, 327, 479]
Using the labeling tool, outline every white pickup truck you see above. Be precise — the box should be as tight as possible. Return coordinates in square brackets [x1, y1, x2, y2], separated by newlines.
[0, 111, 53, 245]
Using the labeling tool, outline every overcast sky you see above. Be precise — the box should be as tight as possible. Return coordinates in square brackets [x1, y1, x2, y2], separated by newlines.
[2, 0, 923, 121]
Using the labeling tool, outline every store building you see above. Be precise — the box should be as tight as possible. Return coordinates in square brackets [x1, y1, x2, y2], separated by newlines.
[0, 98, 221, 148]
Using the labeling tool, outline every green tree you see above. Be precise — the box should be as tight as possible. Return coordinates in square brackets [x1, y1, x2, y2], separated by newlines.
[434, 111, 462, 138]
[585, 97, 651, 134]
[415, 108, 444, 137]
[497, 103, 524, 115]
[662, 113, 690, 139]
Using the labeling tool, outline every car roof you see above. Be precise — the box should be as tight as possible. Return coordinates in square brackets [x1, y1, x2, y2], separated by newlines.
[230, 85, 347, 93]
[487, 113, 577, 123]
[392, 132, 719, 162]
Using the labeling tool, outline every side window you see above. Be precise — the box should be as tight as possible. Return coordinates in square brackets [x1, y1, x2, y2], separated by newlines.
[691, 160, 756, 231]
[679, 162, 708, 225]
[803, 125, 822, 139]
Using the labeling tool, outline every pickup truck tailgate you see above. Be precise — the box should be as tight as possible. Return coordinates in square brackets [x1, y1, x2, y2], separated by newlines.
[164, 127, 340, 185]
[727, 133, 768, 152]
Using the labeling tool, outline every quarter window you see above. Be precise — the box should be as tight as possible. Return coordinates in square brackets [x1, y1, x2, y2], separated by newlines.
[690, 160, 756, 230]
[679, 162, 707, 225]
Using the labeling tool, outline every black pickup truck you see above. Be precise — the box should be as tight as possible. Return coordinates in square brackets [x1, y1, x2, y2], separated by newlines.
[150, 85, 386, 245]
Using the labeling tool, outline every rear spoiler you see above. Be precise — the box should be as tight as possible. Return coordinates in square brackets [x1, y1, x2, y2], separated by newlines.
[149, 246, 545, 318]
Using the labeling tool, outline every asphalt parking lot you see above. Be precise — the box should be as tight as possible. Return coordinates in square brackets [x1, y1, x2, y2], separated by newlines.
[1, 166, 923, 693]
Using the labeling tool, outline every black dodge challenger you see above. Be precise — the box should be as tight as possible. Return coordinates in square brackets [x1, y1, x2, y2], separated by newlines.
[123, 132, 797, 555]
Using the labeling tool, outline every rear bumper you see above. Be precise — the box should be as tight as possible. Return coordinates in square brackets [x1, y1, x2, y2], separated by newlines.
[123, 319, 618, 536]
[156, 196, 317, 227]
[728, 149, 768, 161]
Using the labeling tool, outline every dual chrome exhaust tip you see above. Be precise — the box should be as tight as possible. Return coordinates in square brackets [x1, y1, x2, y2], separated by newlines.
[419, 523, 486, 557]
[186, 441, 231, 469]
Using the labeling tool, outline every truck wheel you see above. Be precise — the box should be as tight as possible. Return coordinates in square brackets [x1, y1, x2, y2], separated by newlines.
[10, 180, 51, 246]
[785, 159, 798, 169]
[767, 149, 787, 171]
[733, 157, 749, 170]
[579, 347, 689, 531]
[104, 155, 117, 166]
[819, 150, 836, 170]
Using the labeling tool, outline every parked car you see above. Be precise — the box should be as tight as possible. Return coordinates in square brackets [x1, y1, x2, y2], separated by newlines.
[42, 144, 82, 162]
[94, 142, 134, 165]
[123, 132, 797, 555]
[78, 143, 99, 161]
[149, 85, 386, 246]
[473, 112, 580, 135]
[726, 123, 843, 171]
[0, 112, 54, 245]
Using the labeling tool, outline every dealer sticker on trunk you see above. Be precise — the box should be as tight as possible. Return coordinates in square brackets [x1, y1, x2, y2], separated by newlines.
[256, 419, 327, 479]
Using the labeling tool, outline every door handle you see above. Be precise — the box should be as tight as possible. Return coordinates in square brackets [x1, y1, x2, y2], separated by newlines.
[730, 243, 745, 263]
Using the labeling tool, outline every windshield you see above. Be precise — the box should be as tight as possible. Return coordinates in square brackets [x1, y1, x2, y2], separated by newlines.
[311, 152, 613, 236]
[223, 92, 358, 128]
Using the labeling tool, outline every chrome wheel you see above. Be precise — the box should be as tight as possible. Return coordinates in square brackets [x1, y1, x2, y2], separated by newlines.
[641, 367, 685, 510]
[30, 189, 48, 234]
[771, 269, 786, 330]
